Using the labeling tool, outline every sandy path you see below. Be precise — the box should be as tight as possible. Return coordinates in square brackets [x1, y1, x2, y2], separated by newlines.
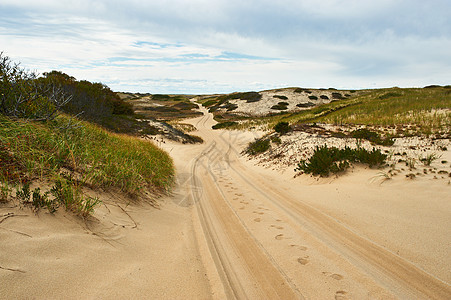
[1, 103, 450, 299]
[174, 104, 451, 299]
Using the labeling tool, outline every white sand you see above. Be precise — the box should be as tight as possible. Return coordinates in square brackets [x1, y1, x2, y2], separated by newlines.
[1, 102, 450, 299]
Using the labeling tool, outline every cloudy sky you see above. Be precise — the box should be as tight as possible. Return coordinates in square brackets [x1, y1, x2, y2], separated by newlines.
[1, 0, 450, 93]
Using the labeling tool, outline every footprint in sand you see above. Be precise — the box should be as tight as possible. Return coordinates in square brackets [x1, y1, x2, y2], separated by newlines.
[331, 274, 344, 280]
[335, 290, 349, 300]
[275, 234, 284, 240]
[276, 219, 282, 222]
[297, 256, 309, 265]
[235, 193, 243, 196]
[254, 218, 261, 222]
[322, 272, 344, 280]
[239, 206, 245, 210]
[290, 245, 308, 251]
[233, 197, 238, 201]
[270, 225, 284, 230]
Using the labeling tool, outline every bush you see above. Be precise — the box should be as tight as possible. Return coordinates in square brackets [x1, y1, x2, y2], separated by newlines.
[273, 95, 288, 100]
[245, 139, 270, 155]
[271, 104, 288, 110]
[308, 95, 318, 100]
[295, 145, 387, 176]
[331, 92, 344, 99]
[212, 121, 237, 129]
[0, 53, 70, 121]
[296, 102, 315, 108]
[274, 121, 291, 134]
[320, 95, 329, 100]
[217, 92, 262, 103]
[351, 128, 394, 146]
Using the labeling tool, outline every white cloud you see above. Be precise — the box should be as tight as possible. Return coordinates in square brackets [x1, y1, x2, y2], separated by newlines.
[0, 0, 450, 93]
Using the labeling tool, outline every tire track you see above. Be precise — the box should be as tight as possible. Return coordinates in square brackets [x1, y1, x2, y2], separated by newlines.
[191, 141, 301, 299]
[217, 133, 451, 299]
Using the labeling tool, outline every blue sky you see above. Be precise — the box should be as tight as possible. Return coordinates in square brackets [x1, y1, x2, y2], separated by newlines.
[1, 0, 450, 93]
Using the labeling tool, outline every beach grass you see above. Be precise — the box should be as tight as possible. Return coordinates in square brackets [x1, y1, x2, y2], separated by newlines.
[0, 114, 174, 196]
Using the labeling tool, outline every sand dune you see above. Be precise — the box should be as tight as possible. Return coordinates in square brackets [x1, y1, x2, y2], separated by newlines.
[1, 103, 450, 299]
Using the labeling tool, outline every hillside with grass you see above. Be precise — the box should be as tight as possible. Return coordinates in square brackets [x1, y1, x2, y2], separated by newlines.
[0, 53, 174, 216]
[205, 86, 450, 134]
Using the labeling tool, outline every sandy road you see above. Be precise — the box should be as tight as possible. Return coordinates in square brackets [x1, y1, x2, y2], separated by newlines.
[179, 106, 451, 299]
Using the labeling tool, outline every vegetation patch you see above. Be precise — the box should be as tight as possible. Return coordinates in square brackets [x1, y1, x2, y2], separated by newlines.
[217, 92, 262, 103]
[0, 53, 176, 217]
[351, 128, 394, 146]
[296, 102, 316, 108]
[331, 92, 344, 99]
[212, 121, 238, 129]
[295, 145, 387, 177]
[274, 121, 291, 135]
[320, 95, 329, 100]
[245, 139, 270, 155]
[308, 95, 318, 100]
[271, 104, 288, 110]
[273, 95, 288, 100]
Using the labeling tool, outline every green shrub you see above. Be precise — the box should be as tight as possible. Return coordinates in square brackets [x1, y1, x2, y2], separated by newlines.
[351, 128, 394, 146]
[308, 95, 318, 100]
[296, 102, 315, 108]
[212, 121, 237, 129]
[217, 92, 262, 103]
[271, 105, 287, 110]
[273, 95, 288, 100]
[295, 145, 387, 176]
[270, 136, 282, 144]
[320, 95, 329, 100]
[202, 99, 218, 107]
[331, 92, 344, 99]
[274, 121, 291, 134]
[271, 102, 289, 110]
[245, 139, 270, 155]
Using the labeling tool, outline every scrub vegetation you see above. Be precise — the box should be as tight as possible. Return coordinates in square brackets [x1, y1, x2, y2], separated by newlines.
[0, 53, 174, 216]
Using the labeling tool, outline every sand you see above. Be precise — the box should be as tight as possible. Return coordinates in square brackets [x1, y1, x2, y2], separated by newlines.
[1, 102, 450, 299]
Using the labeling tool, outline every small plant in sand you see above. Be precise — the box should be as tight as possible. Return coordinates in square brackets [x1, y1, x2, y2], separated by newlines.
[419, 152, 441, 166]
[405, 157, 416, 170]
[0, 183, 10, 203]
[50, 178, 100, 217]
[16, 182, 31, 203]
[373, 171, 392, 183]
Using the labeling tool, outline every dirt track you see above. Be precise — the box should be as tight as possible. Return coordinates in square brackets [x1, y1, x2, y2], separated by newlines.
[175, 105, 451, 299]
